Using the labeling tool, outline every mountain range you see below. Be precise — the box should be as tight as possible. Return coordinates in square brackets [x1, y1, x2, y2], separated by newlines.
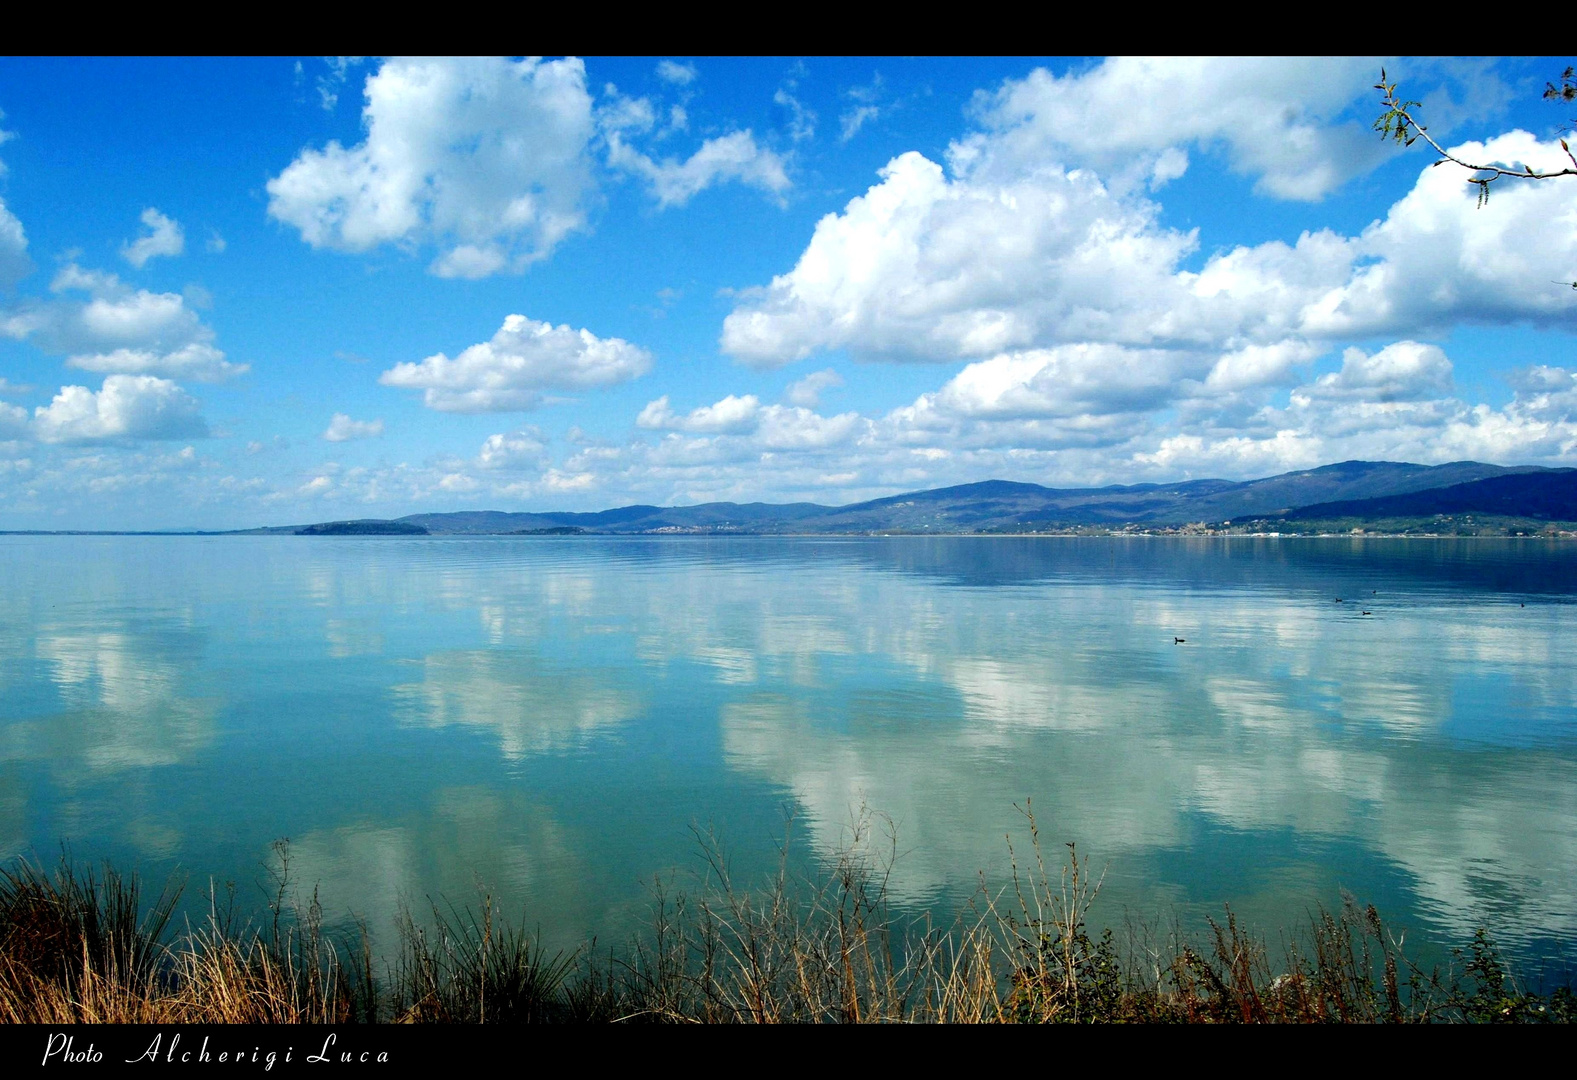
[259, 460, 1577, 536]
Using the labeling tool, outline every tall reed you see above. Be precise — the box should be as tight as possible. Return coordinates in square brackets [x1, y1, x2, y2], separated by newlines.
[1, 812, 1571, 1023]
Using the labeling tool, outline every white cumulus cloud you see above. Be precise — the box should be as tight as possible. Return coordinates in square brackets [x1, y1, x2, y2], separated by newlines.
[1203, 342, 1321, 393]
[267, 57, 597, 278]
[656, 60, 697, 86]
[637, 393, 761, 433]
[839, 74, 888, 143]
[66, 342, 247, 383]
[315, 56, 365, 112]
[323, 413, 384, 441]
[17, 264, 217, 356]
[957, 57, 1394, 200]
[1305, 341, 1454, 402]
[721, 150, 1203, 366]
[33, 375, 207, 443]
[912, 345, 1197, 422]
[1300, 131, 1577, 339]
[476, 428, 546, 470]
[0, 399, 26, 439]
[379, 314, 651, 413]
[755, 405, 866, 450]
[0, 116, 29, 289]
[783, 368, 843, 407]
[607, 129, 790, 208]
[0, 196, 29, 289]
[121, 208, 185, 268]
[634, 393, 868, 457]
[722, 96, 1577, 403]
[775, 89, 816, 142]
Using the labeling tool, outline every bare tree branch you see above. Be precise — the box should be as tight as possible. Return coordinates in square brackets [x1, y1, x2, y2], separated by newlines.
[1374, 68, 1577, 208]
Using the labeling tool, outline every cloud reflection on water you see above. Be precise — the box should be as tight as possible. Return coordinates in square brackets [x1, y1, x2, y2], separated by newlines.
[9, 629, 217, 774]
[392, 650, 638, 760]
[378, 539, 1577, 950]
[1, 536, 1573, 964]
[279, 786, 601, 956]
[671, 541, 1577, 946]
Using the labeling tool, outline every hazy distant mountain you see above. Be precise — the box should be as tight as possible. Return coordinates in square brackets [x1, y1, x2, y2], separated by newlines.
[791, 461, 1551, 531]
[1275, 470, 1577, 523]
[295, 520, 429, 535]
[397, 500, 830, 534]
[266, 460, 1574, 536]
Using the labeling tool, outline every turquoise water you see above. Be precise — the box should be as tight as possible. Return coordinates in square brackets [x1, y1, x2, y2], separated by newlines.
[1, 535, 1574, 974]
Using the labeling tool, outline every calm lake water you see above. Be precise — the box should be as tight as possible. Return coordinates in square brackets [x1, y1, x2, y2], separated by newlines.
[2, 535, 1574, 974]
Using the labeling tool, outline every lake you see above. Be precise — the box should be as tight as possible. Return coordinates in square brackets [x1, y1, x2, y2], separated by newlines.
[2, 535, 1574, 976]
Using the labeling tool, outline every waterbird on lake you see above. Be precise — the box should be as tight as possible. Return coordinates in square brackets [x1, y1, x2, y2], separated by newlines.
[1361, 611, 1372, 616]
[1174, 637, 1185, 644]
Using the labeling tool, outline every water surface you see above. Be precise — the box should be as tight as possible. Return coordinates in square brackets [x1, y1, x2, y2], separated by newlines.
[1, 535, 1573, 974]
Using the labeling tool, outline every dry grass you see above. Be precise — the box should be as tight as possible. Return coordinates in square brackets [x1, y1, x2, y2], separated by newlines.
[0, 842, 371, 1023]
[386, 894, 575, 1023]
[2, 809, 1571, 1023]
[594, 810, 996, 1022]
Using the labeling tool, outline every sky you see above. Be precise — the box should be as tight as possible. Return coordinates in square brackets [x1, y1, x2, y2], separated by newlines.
[2, 56, 1576, 529]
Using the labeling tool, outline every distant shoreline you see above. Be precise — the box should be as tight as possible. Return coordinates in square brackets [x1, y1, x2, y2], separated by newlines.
[8, 460, 1576, 539]
[4, 529, 1575, 539]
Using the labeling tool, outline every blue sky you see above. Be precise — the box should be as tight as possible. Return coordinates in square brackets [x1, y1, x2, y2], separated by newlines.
[1, 56, 1576, 529]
